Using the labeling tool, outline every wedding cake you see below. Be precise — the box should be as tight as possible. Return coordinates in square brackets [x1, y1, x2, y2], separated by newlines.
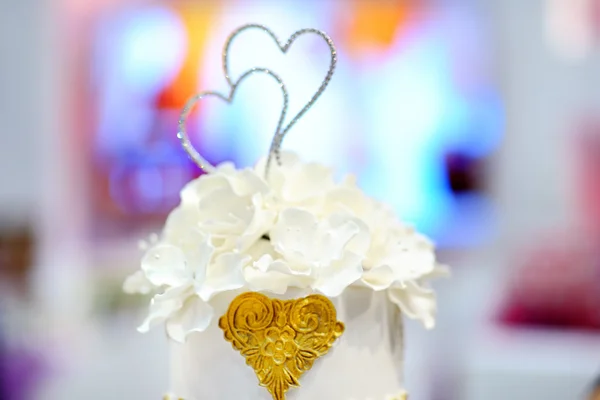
[124, 24, 445, 400]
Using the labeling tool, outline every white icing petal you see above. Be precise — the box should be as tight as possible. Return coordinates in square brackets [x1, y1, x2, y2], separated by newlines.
[366, 230, 436, 282]
[232, 194, 276, 252]
[137, 285, 191, 333]
[266, 258, 305, 276]
[198, 185, 251, 235]
[319, 219, 360, 262]
[226, 167, 270, 196]
[180, 174, 230, 208]
[256, 152, 335, 208]
[165, 295, 214, 343]
[198, 253, 249, 301]
[244, 250, 314, 294]
[189, 237, 215, 286]
[421, 263, 451, 280]
[176, 168, 275, 257]
[361, 264, 395, 291]
[253, 253, 275, 273]
[271, 209, 365, 269]
[324, 185, 371, 219]
[123, 270, 154, 295]
[280, 162, 334, 203]
[329, 212, 370, 256]
[243, 266, 291, 294]
[141, 244, 191, 287]
[254, 151, 300, 174]
[313, 252, 363, 297]
[163, 207, 201, 243]
[271, 208, 320, 263]
[388, 281, 437, 329]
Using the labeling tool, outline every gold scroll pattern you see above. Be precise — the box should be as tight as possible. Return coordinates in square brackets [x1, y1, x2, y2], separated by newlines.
[219, 292, 345, 400]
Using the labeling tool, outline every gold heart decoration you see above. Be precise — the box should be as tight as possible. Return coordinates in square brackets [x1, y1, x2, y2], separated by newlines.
[219, 292, 345, 400]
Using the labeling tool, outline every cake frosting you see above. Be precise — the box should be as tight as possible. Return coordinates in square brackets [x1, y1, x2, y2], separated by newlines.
[169, 289, 405, 400]
[125, 152, 444, 399]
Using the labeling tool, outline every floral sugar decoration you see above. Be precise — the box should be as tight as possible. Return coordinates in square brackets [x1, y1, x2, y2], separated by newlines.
[124, 152, 446, 343]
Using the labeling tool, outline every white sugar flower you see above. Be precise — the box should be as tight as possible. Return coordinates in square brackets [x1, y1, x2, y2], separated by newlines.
[322, 175, 375, 219]
[169, 163, 276, 254]
[268, 208, 370, 296]
[243, 239, 311, 295]
[323, 175, 437, 286]
[123, 234, 160, 295]
[360, 220, 441, 329]
[244, 207, 370, 297]
[388, 264, 449, 329]
[123, 270, 154, 295]
[365, 226, 436, 281]
[388, 280, 437, 329]
[255, 152, 336, 213]
[126, 151, 446, 339]
[137, 231, 249, 343]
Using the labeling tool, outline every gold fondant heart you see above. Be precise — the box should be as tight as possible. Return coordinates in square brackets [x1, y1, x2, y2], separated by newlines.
[219, 292, 344, 400]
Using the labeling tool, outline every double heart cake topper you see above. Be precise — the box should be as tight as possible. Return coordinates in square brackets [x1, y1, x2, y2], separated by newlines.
[177, 23, 337, 176]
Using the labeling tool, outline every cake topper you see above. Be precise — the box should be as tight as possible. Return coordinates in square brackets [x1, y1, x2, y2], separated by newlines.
[126, 21, 443, 380]
[123, 22, 446, 400]
[177, 23, 337, 176]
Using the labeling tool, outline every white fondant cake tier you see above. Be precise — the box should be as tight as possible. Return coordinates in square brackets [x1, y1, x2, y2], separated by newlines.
[170, 288, 405, 400]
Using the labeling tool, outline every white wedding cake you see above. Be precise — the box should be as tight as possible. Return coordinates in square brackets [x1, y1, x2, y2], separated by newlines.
[123, 24, 445, 400]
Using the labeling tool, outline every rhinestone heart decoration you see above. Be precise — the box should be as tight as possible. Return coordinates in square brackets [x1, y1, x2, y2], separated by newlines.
[177, 23, 337, 176]
[223, 24, 337, 170]
[178, 67, 288, 174]
[219, 292, 345, 400]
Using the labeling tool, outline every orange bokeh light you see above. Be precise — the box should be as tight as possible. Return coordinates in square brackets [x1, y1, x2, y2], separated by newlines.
[155, 4, 219, 109]
[342, 0, 422, 55]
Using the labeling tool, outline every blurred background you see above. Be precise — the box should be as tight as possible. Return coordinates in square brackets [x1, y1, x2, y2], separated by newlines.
[1, 0, 600, 398]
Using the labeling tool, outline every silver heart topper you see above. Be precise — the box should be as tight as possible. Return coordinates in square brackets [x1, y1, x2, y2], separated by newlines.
[178, 67, 289, 174]
[177, 23, 337, 176]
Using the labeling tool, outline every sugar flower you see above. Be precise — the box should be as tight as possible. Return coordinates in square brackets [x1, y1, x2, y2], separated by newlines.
[125, 153, 445, 341]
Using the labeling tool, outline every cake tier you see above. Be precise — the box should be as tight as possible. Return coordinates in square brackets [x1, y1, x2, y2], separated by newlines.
[170, 288, 405, 400]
